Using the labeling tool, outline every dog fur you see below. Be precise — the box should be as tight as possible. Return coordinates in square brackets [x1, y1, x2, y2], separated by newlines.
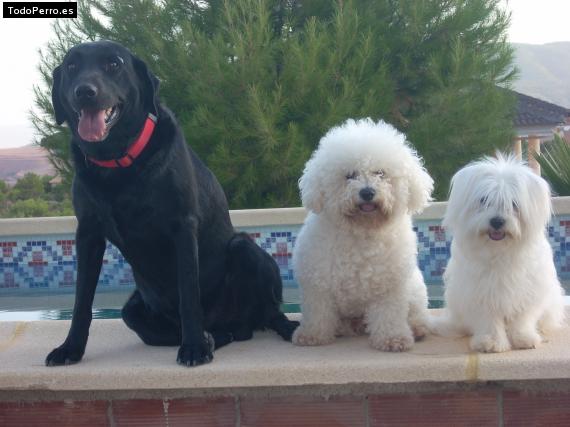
[45, 41, 297, 367]
[430, 154, 566, 352]
[291, 119, 434, 351]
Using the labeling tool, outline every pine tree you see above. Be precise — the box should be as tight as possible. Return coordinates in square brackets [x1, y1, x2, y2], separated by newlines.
[32, 0, 516, 207]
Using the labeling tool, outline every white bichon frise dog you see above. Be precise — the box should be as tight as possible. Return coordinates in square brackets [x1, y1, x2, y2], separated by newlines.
[431, 154, 566, 352]
[292, 118, 434, 352]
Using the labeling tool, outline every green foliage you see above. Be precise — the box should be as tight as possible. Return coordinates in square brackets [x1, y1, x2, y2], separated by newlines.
[32, 0, 516, 207]
[536, 135, 570, 196]
[0, 174, 73, 218]
[6, 199, 51, 218]
[11, 173, 45, 200]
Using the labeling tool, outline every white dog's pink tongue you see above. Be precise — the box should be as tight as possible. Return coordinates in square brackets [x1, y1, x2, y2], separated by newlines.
[78, 109, 106, 142]
[489, 230, 505, 241]
[359, 203, 377, 212]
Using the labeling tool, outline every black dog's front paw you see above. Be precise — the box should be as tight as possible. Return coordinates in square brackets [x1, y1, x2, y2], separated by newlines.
[281, 320, 301, 341]
[271, 316, 300, 342]
[176, 332, 215, 367]
[45, 343, 85, 366]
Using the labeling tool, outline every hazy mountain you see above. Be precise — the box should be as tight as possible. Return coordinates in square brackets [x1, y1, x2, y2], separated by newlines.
[513, 42, 570, 108]
[0, 145, 55, 185]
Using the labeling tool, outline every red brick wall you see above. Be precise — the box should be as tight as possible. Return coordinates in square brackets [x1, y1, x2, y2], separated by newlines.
[1, 389, 570, 426]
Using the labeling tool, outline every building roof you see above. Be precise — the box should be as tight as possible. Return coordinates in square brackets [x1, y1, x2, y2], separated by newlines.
[514, 91, 569, 127]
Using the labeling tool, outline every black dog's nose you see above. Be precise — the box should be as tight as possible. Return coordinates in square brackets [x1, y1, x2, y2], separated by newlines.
[74, 83, 98, 100]
[490, 216, 505, 230]
[359, 187, 376, 201]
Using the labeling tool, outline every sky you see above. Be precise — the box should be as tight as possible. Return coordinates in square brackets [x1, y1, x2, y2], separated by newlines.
[1, 0, 570, 149]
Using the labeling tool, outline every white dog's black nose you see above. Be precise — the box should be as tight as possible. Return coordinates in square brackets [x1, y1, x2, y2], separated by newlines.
[359, 187, 376, 201]
[74, 83, 98, 100]
[490, 216, 505, 230]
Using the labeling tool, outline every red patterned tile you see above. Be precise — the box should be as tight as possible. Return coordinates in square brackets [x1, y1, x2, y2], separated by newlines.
[240, 395, 365, 427]
[0, 400, 109, 427]
[369, 392, 499, 426]
[503, 391, 570, 426]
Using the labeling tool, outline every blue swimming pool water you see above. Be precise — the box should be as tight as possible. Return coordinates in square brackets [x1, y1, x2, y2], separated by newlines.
[0, 282, 447, 321]
[0, 287, 447, 321]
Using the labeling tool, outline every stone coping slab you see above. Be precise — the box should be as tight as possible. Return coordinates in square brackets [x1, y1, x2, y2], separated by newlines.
[2, 197, 570, 237]
[0, 310, 569, 395]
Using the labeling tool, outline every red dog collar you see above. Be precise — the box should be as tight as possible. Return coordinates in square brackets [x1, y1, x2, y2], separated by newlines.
[88, 113, 157, 168]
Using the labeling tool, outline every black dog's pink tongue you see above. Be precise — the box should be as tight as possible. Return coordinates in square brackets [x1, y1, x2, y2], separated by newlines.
[78, 109, 106, 142]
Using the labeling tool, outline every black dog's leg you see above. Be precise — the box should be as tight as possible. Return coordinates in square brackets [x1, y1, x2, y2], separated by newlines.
[209, 331, 234, 349]
[122, 290, 181, 346]
[263, 258, 299, 341]
[46, 222, 105, 366]
[174, 216, 213, 367]
[226, 233, 299, 342]
[123, 290, 233, 350]
[267, 311, 300, 341]
[232, 324, 254, 341]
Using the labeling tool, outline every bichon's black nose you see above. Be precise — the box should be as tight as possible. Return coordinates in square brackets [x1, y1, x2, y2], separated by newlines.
[490, 216, 505, 230]
[359, 187, 376, 201]
[74, 83, 98, 100]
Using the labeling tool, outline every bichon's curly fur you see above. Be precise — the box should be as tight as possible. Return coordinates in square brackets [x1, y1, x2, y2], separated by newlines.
[292, 119, 434, 352]
[430, 154, 566, 352]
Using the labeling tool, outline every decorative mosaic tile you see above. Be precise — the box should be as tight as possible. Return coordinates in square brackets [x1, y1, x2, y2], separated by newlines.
[240, 227, 300, 286]
[1, 216, 569, 300]
[548, 215, 570, 282]
[414, 221, 451, 284]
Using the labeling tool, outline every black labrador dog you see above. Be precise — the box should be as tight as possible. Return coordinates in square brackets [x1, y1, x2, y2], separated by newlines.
[46, 40, 297, 367]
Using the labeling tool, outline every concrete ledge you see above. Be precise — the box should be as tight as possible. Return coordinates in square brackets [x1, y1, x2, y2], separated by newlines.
[1, 310, 569, 398]
[1, 197, 569, 236]
[2, 197, 568, 236]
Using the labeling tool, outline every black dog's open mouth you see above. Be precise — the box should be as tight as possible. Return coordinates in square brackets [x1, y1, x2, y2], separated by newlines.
[77, 104, 121, 142]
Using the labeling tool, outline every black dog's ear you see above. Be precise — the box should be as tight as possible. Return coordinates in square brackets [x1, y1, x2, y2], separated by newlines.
[132, 55, 160, 115]
[51, 65, 67, 125]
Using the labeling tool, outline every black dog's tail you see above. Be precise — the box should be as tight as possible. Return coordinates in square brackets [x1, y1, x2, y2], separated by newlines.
[225, 232, 299, 341]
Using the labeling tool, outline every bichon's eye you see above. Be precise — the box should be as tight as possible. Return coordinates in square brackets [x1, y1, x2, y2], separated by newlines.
[346, 171, 358, 180]
[512, 201, 519, 212]
[373, 170, 385, 178]
[479, 197, 488, 206]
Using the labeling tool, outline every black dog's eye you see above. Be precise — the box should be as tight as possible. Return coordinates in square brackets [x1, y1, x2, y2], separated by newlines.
[346, 171, 358, 180]
[105, 61, 119, 72]
[104, 56, 124, 73]
[373, 170, 385, 178]
[66, 62, 77, 73]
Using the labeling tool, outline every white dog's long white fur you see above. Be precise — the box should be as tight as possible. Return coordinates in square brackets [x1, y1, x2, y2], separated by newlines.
[292, 119, 434, 351]
[431, 154, 565, 352]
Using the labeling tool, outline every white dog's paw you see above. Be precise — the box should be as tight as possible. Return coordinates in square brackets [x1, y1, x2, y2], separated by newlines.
[411, 324, 429, 341]
[470, 334, 511, 353]
[510, 330, 541, 350]
[292, 328, 334, 346]
[370, 334, 414, 352]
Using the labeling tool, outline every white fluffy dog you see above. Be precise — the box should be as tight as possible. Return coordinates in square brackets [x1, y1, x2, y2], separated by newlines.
[292, 118, 434, 352]
[431, 155, 566, 352]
